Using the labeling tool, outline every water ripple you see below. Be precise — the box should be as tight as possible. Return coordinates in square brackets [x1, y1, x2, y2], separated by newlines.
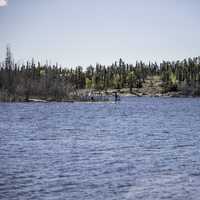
[1, 97, 200, 200]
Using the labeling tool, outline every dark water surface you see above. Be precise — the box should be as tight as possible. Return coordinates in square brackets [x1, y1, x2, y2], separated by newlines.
[1, 97, 200, 200]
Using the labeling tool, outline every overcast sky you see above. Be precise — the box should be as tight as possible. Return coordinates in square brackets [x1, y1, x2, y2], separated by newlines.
[0, 0, 200, 67]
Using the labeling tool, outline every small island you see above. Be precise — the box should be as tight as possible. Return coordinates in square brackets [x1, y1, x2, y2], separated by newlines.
[0, 46, 200, 102]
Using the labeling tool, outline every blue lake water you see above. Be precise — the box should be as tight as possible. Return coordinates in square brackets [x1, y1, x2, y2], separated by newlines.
[0, 97, 200, 200]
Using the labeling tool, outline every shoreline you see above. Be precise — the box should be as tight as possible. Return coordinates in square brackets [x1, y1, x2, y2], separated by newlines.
[0, 92, 199, 103]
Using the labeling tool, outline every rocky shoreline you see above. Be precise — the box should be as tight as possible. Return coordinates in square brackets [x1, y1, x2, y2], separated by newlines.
[77, 87, 198, 100]
[105, 89, 193, 98]
[0, 91, 197, 103]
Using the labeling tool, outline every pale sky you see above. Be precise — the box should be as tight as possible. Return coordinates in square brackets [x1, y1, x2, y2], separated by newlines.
[0, 0, 200, 67]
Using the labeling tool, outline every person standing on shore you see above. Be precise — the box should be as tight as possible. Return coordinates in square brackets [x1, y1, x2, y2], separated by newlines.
[114, 92, 120, 102]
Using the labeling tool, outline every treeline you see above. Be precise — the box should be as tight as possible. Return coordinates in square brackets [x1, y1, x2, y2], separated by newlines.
[160, 58, 200, 95]
[0, 46, 200, 101]
[0, 46, 80, 101]
[85, 57, 200, 96]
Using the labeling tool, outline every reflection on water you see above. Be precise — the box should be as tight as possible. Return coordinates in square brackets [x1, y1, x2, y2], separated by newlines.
[0, 97, 200, 200]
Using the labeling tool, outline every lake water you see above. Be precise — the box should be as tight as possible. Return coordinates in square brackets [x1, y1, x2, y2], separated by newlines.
[0, 97, 200, 200]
